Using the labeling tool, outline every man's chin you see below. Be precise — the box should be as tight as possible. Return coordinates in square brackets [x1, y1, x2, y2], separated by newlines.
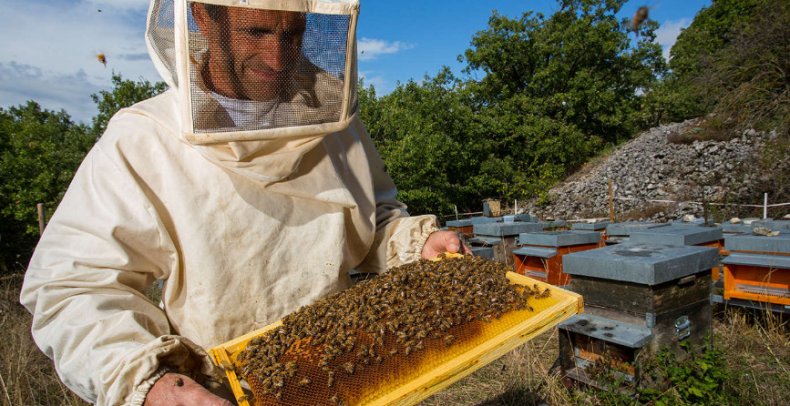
[244, 89, 280, 102]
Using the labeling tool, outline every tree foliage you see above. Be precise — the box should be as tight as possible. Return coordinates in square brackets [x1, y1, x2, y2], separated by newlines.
[363, 0, 665, 216]
[697, 0, 790, 136]
[0, 103, 94, 272]
[91, 73, 167, 136]
[1, 75, 167, 273]
[650, 0, 765, 124]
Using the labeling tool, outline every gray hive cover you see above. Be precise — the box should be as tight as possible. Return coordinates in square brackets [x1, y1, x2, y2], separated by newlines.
[468, 236, 502, 246]
[474, 222, 543, 237]
[725, 233, 790, 254]
[720, 222, 754, 233]
[517, 230, 601, 247]
[559, 314, 652, 348]
[514, 213, 533, 222]
[722, 252, 790, 269]
[572, 221, 610, 231]
[512, 246, 557, 259]
[629, 224, 722, 246]
[538, 219, 567, 229]
[562, 243, 720, 285]
[446, 216, 499, 228]
[605, 222, 668, 237]
[754, 219, 790, 231]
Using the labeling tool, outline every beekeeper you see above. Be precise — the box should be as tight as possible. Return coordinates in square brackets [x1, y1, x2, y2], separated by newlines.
[20, 1, 467, 405]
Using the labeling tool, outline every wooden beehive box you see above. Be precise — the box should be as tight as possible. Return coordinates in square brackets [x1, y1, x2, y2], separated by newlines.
[558, 243, 720, 386]
[721, 233, 790, 311]
[512, 231, 602, 286]
[562, 243, 719, 347]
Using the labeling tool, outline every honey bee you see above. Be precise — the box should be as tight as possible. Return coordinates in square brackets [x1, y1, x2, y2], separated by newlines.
[630, 6, 649, 32]
[96, 52, 107, 67]
[443, 335, 456, 347]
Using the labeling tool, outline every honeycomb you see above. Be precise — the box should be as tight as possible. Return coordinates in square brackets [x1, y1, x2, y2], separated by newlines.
[215, 255, 580, 405]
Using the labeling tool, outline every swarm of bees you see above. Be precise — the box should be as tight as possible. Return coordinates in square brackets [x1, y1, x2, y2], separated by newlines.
[237, 255, 551, 405]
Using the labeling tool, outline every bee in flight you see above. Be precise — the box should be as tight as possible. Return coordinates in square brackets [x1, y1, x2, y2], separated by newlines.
[630, 6, 650, 32]
[96, 53, 107, 67]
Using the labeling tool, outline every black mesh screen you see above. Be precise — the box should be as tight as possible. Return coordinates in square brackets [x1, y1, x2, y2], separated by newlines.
[187, 2, 350, 133]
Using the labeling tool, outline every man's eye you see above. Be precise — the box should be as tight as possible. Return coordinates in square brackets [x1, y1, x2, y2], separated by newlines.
[240, 28, 272, 37]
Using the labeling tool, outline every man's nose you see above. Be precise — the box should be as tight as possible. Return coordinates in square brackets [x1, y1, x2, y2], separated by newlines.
[262, 38, 293, 72]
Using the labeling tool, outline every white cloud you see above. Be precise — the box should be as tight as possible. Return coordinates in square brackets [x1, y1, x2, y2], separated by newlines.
[0, 62, 104, 123]
[357, 38, 413, 61]
[359, 71, 391, 95]
[655, 18, 690, 62]
[0, 0, 160, 123]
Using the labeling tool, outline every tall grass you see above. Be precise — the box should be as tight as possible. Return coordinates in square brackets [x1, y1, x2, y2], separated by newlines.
[0, 275, 87, 406]
[2, 274, 788, 405]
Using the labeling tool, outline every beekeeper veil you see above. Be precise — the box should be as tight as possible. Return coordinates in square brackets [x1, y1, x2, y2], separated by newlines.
[145, 0, 359, 146]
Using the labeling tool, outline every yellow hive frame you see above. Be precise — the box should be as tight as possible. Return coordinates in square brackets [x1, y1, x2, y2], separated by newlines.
[209, 272, 583, 406]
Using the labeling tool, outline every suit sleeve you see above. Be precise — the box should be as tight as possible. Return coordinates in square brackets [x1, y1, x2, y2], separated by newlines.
[354, 128, 439, 274]
[19, 142, 217, 405]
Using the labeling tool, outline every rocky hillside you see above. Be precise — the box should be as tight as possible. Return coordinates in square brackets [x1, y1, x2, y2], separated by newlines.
[528, 120, 790, 222]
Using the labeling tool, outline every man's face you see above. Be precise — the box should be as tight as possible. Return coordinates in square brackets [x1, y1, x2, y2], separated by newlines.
[193, 5, 306, 101]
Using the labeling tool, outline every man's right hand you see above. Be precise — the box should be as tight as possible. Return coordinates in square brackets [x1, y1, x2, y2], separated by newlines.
[144, 372, 234, 406]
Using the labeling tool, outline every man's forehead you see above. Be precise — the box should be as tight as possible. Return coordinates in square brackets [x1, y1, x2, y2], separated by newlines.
[225, 7, 306, 28]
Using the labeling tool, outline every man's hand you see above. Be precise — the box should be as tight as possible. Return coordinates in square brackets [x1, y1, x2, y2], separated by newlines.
[144, 372, 233, 406]
[421, 230, 472, 260]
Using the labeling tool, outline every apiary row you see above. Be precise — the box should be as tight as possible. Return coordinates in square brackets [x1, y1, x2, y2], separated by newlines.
[444, 215, 788, 387]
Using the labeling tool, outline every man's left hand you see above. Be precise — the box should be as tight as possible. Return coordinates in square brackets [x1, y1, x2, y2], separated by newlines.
[421, 230, 472, 260]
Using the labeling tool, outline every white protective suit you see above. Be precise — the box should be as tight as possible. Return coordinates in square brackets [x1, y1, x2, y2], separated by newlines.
[20, 1, 438, 404]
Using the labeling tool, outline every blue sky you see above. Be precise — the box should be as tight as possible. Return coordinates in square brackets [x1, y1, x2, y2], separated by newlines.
[0, 0, 710, 124]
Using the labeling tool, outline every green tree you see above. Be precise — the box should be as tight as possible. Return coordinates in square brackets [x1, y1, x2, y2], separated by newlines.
[0, 102, 94, 272]
[0, 74, 168, 273]
[698, 0, 790, 136]
[463, 0, 665, 144]
[361, 0, 665, 216]
[654, 0, 764, 123]
[361, 70, 493, 215]
[91, 73, 167, 136]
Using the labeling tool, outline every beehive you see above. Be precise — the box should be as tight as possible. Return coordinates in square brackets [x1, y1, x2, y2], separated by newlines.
[472, 222, 544, 264]
[209, 256, 583, 406]
[512, 231, 602, 286]
[559, 243, 719, 385]
[719, 233, 790, 311]
[445, 216, 499, 236]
